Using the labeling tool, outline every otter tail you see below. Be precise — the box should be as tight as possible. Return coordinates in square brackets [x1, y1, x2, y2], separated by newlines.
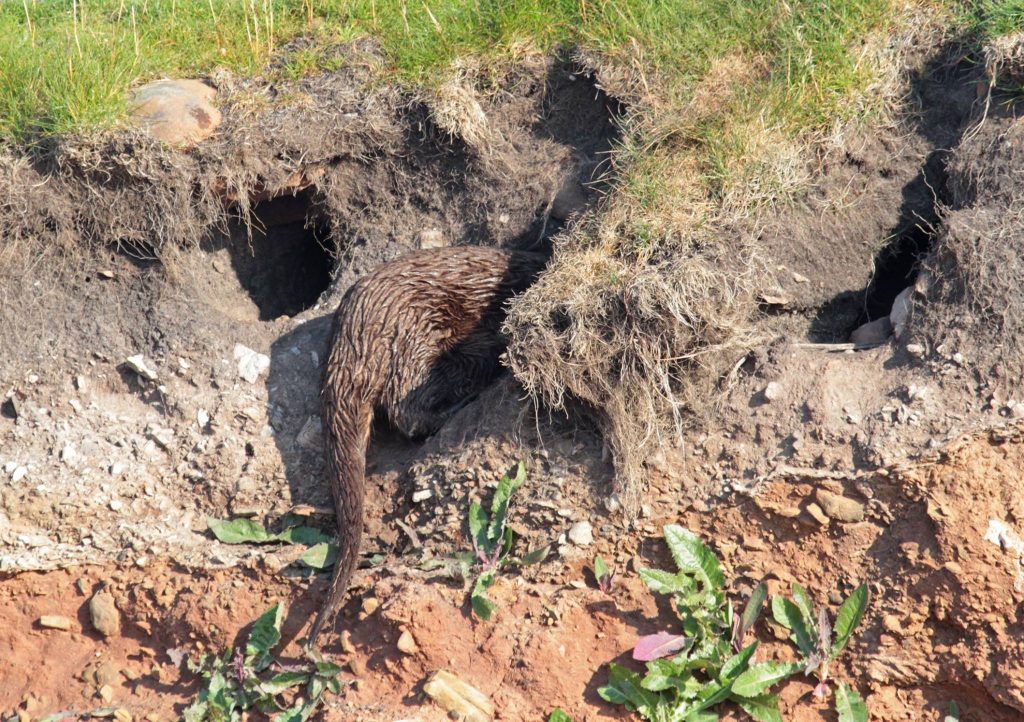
[305, 370, 375, 649]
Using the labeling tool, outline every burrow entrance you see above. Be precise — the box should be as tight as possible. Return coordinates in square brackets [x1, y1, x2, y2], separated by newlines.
[225, 190, 335, 321]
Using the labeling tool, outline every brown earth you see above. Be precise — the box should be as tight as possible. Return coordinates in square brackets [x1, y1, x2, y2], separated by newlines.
[4, 38, 1024, 722]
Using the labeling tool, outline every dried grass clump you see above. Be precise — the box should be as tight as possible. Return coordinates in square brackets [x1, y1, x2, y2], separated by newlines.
[984, 32, 1024, 87]
[424, 64, 498, 152]
[505, 189, 763, 514]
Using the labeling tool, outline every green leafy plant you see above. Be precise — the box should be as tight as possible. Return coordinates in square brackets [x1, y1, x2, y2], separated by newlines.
[461, 462, 548, 620]
[771, 581, 869, 700]
[599, 525, 791, 722]
[207, 516, 337, 571]
[598, 525, 871, 722]
[594, 555, 617, 594]
[548, 709, 573, 722]
[183, 602, 342, 722]
[835, 681, 868, 722]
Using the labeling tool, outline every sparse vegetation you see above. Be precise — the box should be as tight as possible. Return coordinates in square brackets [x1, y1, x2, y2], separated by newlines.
[598, 525, 869, 722]
[421, 462, 548, 620]
[206, 516, 337, 572]
[594, 554, 616, 593]
[183, 602, 342, 722]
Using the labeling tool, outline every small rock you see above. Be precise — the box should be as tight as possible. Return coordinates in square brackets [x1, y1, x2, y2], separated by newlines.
[60, 444, 79, 465]
[89, 590, 122, 637]
[129, 79, 221, 145]
[234, 344, 270, 384]
[791, 271, 810, 283]
[603, 495, 622, 514]
[418, 229, 447, 249]
[411, 489, 433, 503]
[109, 499, 124, 512]
[889, 287, 913, 338]
[39, 615, 73, 630]
[567, 521, 594, 546]
[197, 409, 210, 429]
[850, 317, 893, 346]
[396, 629, 419, 655]
[347, 657, 367, 676]
[423, 670, 493, 722]
[815, 489, 865, 523]
[805, 502, 829, 526]
[763, 382, 782, 402]
[340, 630, 356, 654]
[906, 342, 925, 357]
[75, 374, 88, 391]
[11, 466, 27, 483]
[361, 597, 379, 616]
[125, 355, 158, 381]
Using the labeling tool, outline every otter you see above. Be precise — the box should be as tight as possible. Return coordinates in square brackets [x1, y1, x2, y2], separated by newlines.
[306, 246, 547, 647]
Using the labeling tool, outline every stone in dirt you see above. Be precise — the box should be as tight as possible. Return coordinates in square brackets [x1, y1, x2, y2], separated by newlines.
[568, 521, 594, 546]
[234, 344, 270, 384]
[38, 615, 73, 631]
[89, 590, 121, 637]
[396, 629, 419, 655]
[129, 79, 222, 145]
[815, 489, 866, 523]
[850, 316, 893, 346]
[423, 670, 494, 722]
[124, 355, 158, 381]
[889, 286, 913, 338]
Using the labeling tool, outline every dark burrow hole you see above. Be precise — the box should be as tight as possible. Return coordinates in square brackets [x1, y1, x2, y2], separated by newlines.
[226, 190, 334, 321]
[858, 222, 934, 325]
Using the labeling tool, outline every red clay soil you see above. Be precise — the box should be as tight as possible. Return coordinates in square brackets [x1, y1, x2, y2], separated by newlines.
[4, 429, 1024, 722]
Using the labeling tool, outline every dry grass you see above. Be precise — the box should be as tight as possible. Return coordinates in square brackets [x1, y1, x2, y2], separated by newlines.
[506, 2, 949, 513]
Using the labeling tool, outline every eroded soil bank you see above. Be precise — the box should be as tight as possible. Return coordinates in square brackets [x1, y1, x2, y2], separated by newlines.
[4, 38, 1024, 722]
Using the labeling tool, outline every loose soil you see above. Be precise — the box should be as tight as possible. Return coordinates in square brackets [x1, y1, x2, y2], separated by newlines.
[4, 39, 1024, 722]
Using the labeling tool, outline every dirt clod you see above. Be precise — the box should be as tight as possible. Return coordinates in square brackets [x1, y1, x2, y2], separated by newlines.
[815, 490, 866, 523]
[89, 591, 121, 637]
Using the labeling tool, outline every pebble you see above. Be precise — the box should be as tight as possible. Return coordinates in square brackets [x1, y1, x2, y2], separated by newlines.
[234, 344, 270, 384]
[361, 597, 380, 615]
[815, 489, 865, 523]
[89, 590, 121, 637]
[347, 657, 367, 676]
[396, 629, 419, 655]
[423, 670, 493, 722]
[60, 444, 79, 465]
[805, 502, 829, 526]
[763, 382, 782, 402]
[411, 489, 433, 503]
[906, 343, 925, 357]
[125, 355, 158, 381]
[11, 466, 27, 482]
[567, 521, 594, 546]
[39, 615, 73, 630]
[340, 630, 356, 654]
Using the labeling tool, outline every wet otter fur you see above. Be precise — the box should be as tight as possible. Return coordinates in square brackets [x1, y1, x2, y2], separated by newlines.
[307, 246, 547, 646]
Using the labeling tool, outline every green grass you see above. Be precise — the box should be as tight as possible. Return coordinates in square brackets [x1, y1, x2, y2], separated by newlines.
[2, 0, 921, 147]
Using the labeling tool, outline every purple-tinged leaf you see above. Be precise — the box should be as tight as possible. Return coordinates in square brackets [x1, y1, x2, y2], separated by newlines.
[632, 632, 690, 661]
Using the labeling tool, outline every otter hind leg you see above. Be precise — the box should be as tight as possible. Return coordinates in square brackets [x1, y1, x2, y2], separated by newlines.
[390, 345, 502, 439]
